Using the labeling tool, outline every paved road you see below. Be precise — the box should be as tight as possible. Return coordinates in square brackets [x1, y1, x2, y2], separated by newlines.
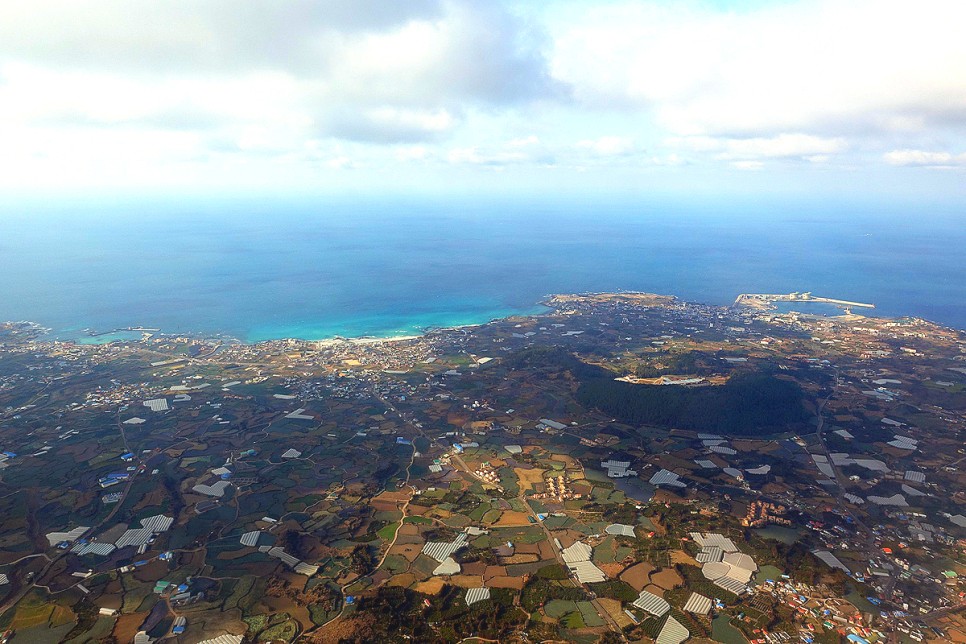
[921, 601, 966, 621]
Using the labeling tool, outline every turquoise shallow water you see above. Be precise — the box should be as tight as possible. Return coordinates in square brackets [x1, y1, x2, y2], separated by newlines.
[0, 197, 963, 341]
[75, 330, 145, 345]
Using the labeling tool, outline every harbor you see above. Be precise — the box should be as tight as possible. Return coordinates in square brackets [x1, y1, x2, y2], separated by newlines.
[734, 292, 875, 314]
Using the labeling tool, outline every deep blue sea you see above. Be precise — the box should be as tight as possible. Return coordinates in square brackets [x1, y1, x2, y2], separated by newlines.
[1, 197, 963, 341]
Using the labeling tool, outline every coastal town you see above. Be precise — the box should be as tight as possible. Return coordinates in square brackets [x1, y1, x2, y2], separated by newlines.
[0, 292, 963, 643]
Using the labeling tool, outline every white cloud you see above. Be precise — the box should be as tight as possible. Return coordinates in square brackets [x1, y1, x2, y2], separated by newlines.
[0, 63, 302, 127]
[0, 1, 445, 72]
[884, 150, 966, 167]
[731, 161, 764, 171]
[576, 136, 637, 157]
[447, 136, 556, 167]
[325, 156, 355, 170]
[648, 153, 685, 166]
[325, 107, 459, 143]
[395, 145, 432, 162]
[0, 0, 965, 194]
[447, 146, 530, 166]
[317, 3, 561, 109]
[548, 0, 966, 139]
[676, 133, 847, 161]
[508, 135, 541, 148]
[0, 1, 560, 150]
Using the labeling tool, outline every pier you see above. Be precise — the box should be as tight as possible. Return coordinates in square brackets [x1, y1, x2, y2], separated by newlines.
[86, 326, 161, 337]
[734, 292, 874, 310]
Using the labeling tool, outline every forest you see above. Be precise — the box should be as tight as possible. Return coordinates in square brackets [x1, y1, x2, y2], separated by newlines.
[576, 371, 808, 436]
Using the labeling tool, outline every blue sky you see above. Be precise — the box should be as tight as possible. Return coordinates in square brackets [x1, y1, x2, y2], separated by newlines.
[1, 0, 965, 202]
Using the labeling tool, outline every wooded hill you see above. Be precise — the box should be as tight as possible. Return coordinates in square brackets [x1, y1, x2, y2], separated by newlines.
[504, 345, 809, 436]
[577, 371, 808, 437]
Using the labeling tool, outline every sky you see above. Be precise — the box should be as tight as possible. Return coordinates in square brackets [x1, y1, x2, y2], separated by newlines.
[2, 0, 965, 202]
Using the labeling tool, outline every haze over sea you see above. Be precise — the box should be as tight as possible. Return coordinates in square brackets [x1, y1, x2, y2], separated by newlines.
[2, 198, 963, 342]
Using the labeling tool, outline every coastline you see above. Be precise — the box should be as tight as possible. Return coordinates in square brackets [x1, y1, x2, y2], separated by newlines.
[23, 303, 553, 347]
[4, 205, 965, 347]
[8, 289, 960, 349]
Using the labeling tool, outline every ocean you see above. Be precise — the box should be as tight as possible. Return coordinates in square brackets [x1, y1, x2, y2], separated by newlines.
[1, 197, 963, 341]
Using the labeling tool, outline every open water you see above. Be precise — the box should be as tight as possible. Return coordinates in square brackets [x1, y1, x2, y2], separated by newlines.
[0, 197, 963, 341]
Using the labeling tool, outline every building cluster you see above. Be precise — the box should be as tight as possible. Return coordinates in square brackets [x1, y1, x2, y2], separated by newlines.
[472, 462, 501, 486]
[741, 500, 791, 528]
[532, 474, 582, 501]
[754, 576, 886, 644]
[802, 508, 965, 620]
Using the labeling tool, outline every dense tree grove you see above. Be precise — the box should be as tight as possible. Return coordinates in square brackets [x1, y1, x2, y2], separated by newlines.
[520, 577, 589, 612]
[504, 345, 609, 379]
[577, 372, 808, 436]
[342, 586, 526, 642]
[634, 350, 714, 377]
